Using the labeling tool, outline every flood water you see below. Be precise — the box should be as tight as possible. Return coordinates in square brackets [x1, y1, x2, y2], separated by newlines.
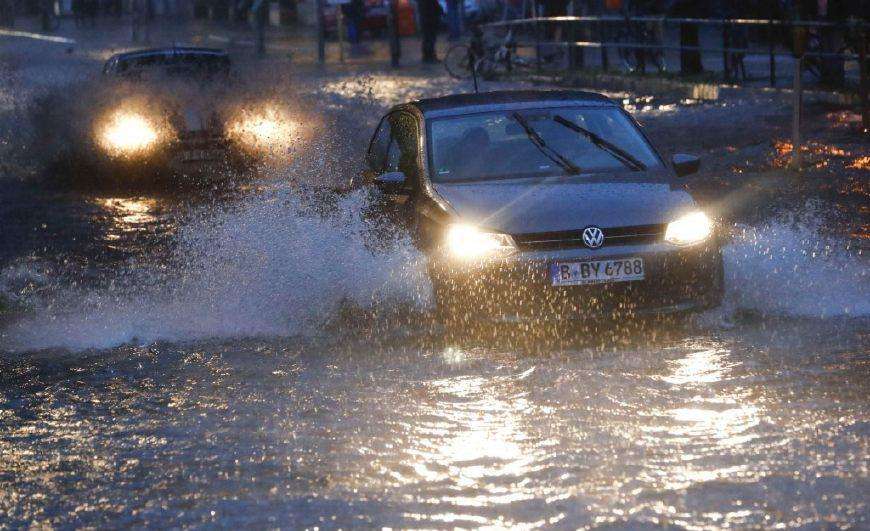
[1, 318, 867, 528]
[1, 34, 868, 529]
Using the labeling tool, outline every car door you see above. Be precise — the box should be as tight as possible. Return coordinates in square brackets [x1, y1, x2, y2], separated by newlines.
[366, 111, 446, 251]
[367, 111, 423, 222]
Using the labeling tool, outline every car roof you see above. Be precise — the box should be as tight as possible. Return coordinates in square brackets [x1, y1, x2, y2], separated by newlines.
[106, 46, 228, 65]
[405, 90, 617, 118]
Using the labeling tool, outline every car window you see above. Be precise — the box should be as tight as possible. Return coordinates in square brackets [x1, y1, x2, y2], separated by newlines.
[396, 113, 420, 181]
[369, 112, 419, 178]
[388, 112, 419, 180]
[427, 106, 662, 183]
[386, 137, 401, 172]
[367, 116, 391, 172]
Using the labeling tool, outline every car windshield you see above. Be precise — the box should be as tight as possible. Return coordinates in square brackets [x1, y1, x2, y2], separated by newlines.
[427, 106, 662, 182]
[115, 53, 230, 78]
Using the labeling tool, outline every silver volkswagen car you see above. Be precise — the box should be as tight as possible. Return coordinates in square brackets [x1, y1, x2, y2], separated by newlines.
[363, 90, 723, 321]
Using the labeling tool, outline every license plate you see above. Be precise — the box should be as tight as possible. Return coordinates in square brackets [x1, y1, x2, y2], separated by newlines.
[180, 149, 221, 162]
[551, 257, 645, 286]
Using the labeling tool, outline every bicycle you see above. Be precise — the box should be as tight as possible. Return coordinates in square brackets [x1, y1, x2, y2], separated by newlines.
[444, 23, 535, 80]
[613, 13, 665, 74]
[801, 24, 862, 87]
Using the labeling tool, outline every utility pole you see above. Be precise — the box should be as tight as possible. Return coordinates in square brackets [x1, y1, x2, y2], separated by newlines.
[317, 0, 326, 63]
[859, 26, 869, 134]
[790, 25, 807, 171]
[337, 2, 345, 63]
[40, 0, 52, 31]
[790, 55, 803, 170]
[253, 0, 267, 57]
[388, 0, 401, 67]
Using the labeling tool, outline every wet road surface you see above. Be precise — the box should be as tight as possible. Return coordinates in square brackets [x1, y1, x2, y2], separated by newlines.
[1, 320, 868, 528]
[1, 29, 869, 529]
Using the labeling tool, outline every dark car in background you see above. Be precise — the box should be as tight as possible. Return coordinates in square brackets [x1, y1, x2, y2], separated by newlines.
[102, 46, 232, 78]
[97, 47, 292, 179]
[99, 47, 239, 175]
[362, 90, 723, 322]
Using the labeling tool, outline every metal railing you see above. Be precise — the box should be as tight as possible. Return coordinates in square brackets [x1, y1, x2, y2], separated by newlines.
[480, 15, 870, 88]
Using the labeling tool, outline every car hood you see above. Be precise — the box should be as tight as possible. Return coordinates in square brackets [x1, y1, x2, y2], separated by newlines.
[432, 176, 695, 234]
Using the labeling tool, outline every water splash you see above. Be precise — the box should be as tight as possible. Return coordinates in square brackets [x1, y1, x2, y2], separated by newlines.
[722, 209, 868, 318]
[0, 188, 429, 352]
[2, 199, 865, 352]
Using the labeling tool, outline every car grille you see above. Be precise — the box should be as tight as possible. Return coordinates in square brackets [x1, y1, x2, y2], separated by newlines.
[512, 224, 666, 251]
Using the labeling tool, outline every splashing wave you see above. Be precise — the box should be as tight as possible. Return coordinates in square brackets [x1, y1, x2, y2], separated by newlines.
[722, 211, 868, 318]
[2, 201, 865, 352]
[0, 188, 429, 352]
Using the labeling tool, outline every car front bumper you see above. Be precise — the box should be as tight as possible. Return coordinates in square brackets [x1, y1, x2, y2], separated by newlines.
[429, 239, 724, 321]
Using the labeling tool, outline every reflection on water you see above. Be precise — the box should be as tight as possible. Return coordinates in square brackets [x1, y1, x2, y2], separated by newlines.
[661, 346, 734, 385]
[98, 197, 158, 226]
[409, 373, 533, 495]
[95, 197, 165, 249]
[0, 324, 868, 528]
[643, 347, 761, 494]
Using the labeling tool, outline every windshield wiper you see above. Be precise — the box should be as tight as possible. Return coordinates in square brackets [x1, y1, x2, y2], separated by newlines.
[511, 112, 581, 175]
[553, 114, 647, 172]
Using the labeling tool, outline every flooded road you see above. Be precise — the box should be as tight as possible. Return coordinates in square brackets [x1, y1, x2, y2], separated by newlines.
[2, 319, 868, 528]
[1, 32, 869, 529]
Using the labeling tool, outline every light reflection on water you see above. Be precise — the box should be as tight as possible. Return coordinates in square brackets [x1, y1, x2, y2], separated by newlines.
[94, 197, 171, 251]
[405, 373, 534, 491]
[97, 197, 158, 226]
[640, 347, 762, 497]
[0, 326, 868, 529]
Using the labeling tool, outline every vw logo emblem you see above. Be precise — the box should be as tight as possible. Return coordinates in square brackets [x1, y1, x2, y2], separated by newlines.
[582, 226, 605, 249]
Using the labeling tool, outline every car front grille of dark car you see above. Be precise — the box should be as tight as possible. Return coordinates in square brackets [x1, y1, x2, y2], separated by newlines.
[175, 130, 227, 150]
[178, 130, 224, 141]
[512, 224, 666, 251]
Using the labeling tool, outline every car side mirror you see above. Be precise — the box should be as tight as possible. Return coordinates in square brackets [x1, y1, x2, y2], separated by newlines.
[374, 171, 408, 195]
[672, 154, 700, 177]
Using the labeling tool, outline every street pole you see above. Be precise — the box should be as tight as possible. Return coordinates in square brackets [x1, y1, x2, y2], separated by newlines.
[859, 27, 869, 134]
[388, 0, 400, 67]
[768, 19, 776, 87]
[254, 0, 267, 57]
[317, 0, 326, 63]
[790, 25, 807, 171]
[337, 4, 345, 63]
[40, 0, 50, 31]
[790, 54, 802, 170]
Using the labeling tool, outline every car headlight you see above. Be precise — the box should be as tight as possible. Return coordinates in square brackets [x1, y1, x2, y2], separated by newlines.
[446, 223, 516, 259]
[97, 111, 162, 156]
[227, 106, 294, 155]
[665, 211, 714, 246]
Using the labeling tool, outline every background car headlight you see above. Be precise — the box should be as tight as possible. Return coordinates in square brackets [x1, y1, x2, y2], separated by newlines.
[446, 224, 516, 259]
[227, 106, 294, 155]
[97, 111, 161, 156]
[665, 211, 713, 245]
